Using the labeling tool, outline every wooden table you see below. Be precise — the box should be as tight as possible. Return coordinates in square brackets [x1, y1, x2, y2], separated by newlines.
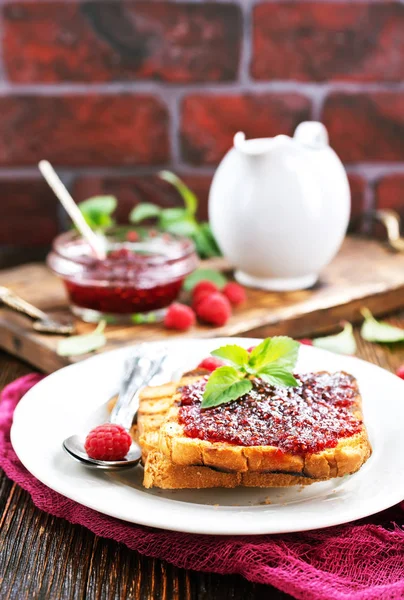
[1, 317, 404, 599]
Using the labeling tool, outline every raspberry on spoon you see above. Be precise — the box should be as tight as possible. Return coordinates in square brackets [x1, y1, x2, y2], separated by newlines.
[85, 424, 132, 461]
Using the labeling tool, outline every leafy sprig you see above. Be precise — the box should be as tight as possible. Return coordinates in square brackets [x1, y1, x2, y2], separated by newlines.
[201, 337, 300, 409]
[129, 171, 221, 259]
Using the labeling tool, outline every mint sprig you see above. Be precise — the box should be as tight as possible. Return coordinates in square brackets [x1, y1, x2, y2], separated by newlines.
[201, 337, 300, 409]
[129, 171, 221, 259]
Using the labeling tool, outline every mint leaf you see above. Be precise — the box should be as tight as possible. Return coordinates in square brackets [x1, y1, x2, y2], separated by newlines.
[193, 223, 222, 259]
[129, 203, 162, 223]
[360, 308, 404, 343]
[211, 345, 250, 369]
[57, 321, 106, 357]
[78, 196, 117, 229]
[159, 170, 198, 215]
[313, 322, 356, 355]
[249, 337, 300, 371]
[258, 366, 299, 387]
[201, 336, 300, 409]
[160, 210, 199, 237]
[183, 269, 227, 292]
[159, 207, 188, 224]
[201, 366, 252, 409]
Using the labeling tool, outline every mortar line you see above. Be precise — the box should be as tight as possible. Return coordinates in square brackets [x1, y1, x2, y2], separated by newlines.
[2, 80, 404, 96]
[1, 164, 404, 180]
[238, 0, 252, 86]
[0, 0, 399, 3]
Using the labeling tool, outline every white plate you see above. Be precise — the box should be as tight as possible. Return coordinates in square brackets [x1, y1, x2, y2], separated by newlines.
[11, 338, 404, 535]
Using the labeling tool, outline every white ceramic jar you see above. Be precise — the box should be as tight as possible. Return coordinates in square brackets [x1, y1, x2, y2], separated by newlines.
[208, 122, 350, 291]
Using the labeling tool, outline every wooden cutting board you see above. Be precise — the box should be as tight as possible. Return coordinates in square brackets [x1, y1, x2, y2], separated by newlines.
[1, 236, 404, 373]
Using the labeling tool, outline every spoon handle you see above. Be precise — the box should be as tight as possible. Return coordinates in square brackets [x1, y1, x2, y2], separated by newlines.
[38, 160, 106, 260]
[0, 286, 75, 335]
[110, 352, 167, 430]
[0, 286, 49, 321]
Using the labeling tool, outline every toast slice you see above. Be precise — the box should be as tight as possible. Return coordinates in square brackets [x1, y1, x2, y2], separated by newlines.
[136, 370, 371, 489]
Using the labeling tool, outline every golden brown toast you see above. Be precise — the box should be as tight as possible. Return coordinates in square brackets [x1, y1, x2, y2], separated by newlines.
[134, 369, 371, 489]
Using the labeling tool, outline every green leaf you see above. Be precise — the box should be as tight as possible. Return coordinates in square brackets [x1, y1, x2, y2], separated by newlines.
[78, 196, 117, 229]
[159, 170, 198, 215]
[159, 207, 188, 224]
[200, 222, 221, 251]
[313, 322, 356, 355]
[183, 269, 227, 292]
[258, 366, 300, 388]
[193, 223, 222, 259]
[57, 321, 106, 357]
[201, 366, 252, 409]
[160, 211, 199, 237]
[129, 203, 162, 223]
[249, 337, 300, 372]
[211, 345, 250, 369]
[360, 308, 404, 343]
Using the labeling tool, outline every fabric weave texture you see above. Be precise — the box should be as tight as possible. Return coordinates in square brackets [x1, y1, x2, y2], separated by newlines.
[1, 374, 403, 600]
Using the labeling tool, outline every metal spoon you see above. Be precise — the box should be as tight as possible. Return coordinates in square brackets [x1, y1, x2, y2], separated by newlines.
[63, 349, 167, 470]
[373, 209, 404, 252]
[0, 286, 75, 335]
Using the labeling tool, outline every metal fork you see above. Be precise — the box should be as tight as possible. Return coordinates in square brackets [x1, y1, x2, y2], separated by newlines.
[62, 348, 168, 469]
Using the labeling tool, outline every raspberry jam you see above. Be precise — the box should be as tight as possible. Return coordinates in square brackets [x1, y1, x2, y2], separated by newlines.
[47, 228, 198, 322]
[178, 372, 362, 455]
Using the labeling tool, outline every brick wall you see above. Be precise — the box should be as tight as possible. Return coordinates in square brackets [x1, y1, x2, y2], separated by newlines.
[1, 0, 404, 251]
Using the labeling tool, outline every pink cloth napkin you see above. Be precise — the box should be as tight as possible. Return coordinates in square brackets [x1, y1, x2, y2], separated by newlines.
[1, 375, 403, 600]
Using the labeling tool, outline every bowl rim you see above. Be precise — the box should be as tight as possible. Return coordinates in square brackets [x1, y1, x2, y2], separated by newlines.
[50, 226, 197, 267]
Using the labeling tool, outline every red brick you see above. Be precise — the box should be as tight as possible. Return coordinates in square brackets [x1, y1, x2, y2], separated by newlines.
[73, 173, 213, 222]
[0, 180, 59, 245]
[347, 174, 366, 231]
[3, 2, 241, 83]
[252, 3, 404, 82]
[322, 93, 404, 162]
[180, 94, 312, 165]
[0, 95, 168, 166]
[375, 175, 404, 215]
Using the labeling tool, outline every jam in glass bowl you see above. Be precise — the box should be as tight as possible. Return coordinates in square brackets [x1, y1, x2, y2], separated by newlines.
[47, 227, 198, 323]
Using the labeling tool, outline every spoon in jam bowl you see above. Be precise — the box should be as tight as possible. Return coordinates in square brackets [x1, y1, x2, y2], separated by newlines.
[63, 350, 168, 470]
[39, 160, 106, 261]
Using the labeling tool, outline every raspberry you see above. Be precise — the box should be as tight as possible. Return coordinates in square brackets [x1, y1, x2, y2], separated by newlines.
[85, 424, 132, 461]
[299, 338, 313, 346]
[164, 302, 195, 331]
[108, 248, 134, 261]
[126, 230, 139, 242]
[196, 292, 231, 327]
[192, 281, 219, 304]
[197, 356, 225, 372]
[223, 282, 246, 306]
[396, 365, 404, 380]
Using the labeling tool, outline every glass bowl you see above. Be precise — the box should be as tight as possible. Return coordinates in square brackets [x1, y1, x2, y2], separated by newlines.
[47, 227, 198, 323]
